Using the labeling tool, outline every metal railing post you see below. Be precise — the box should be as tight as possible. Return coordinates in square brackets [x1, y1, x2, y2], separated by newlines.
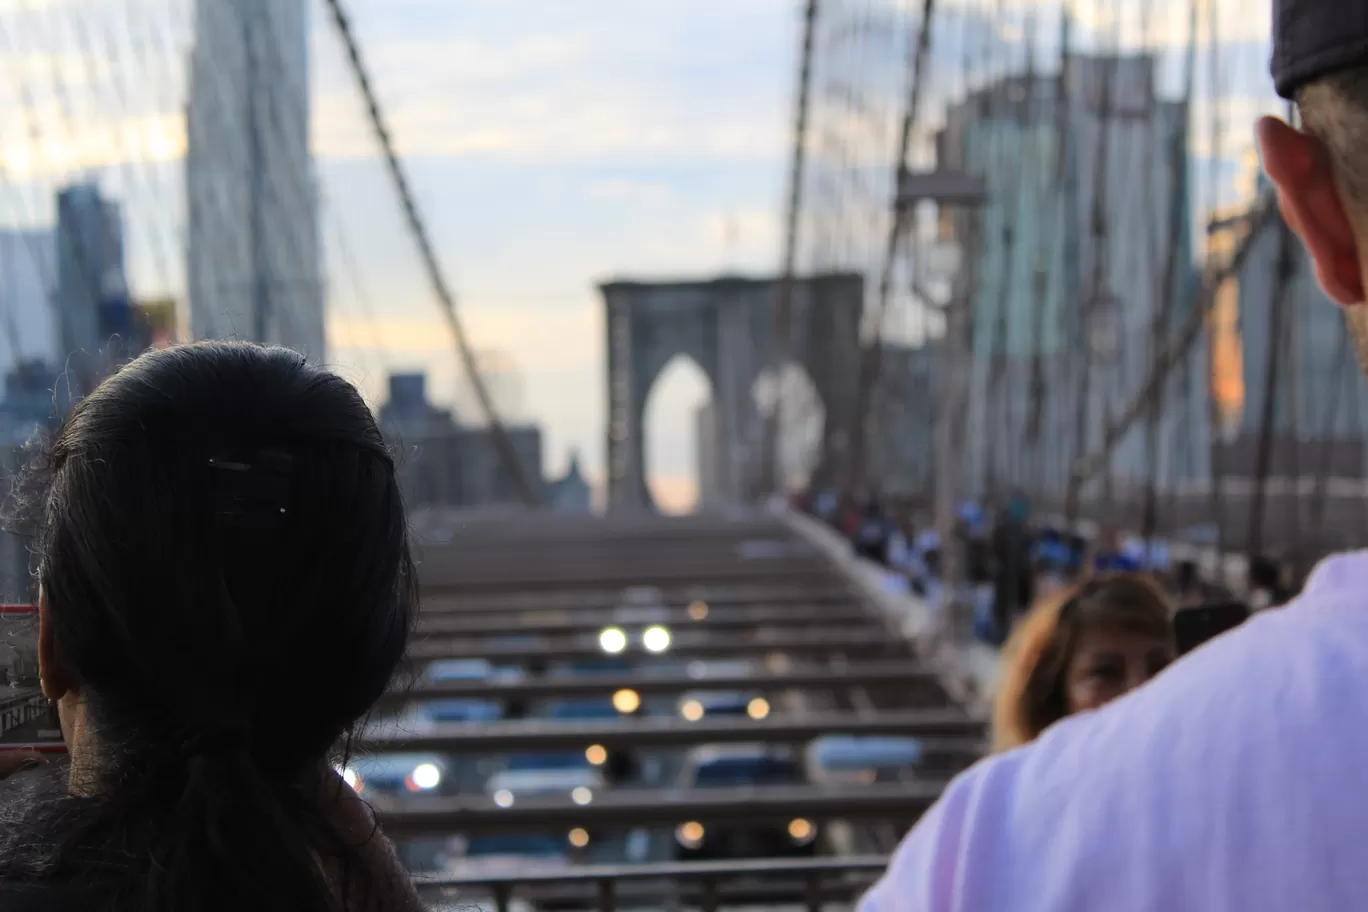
[597, 878, 616, 912]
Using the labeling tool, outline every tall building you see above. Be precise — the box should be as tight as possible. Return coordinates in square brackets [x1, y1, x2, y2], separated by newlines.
[547, 449, 593, 514]
[0, 230, 57, 373]
[377, 370, 547, 509]
[1229, 193, 1368, 478]
[939, 51, 1207, 500]
[186, 0, 323, 361]
[55, 183, 131, 397]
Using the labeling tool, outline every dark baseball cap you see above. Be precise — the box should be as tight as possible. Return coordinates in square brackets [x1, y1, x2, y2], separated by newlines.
[1272, 1, 1368, 99]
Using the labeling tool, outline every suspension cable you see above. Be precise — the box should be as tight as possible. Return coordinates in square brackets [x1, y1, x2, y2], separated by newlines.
[320, 0, 539, 506]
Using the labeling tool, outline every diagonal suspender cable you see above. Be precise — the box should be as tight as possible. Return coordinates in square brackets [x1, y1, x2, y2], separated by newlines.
[321, 0, 538, 506]
[846, 0, 937, 495]
[761, 0, 821, 499]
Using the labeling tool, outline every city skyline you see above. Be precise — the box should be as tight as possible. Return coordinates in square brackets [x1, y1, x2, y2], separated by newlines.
[0, 1, 1294, 511]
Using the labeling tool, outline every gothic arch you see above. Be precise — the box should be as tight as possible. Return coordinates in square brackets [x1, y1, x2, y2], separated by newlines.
[603, 273, 862, 511]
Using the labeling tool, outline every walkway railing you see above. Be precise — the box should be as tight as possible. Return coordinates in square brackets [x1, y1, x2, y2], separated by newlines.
[416, 855, 889, 912]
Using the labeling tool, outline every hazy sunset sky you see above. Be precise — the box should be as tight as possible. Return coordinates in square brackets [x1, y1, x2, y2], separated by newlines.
[0, 0, 1280, 512]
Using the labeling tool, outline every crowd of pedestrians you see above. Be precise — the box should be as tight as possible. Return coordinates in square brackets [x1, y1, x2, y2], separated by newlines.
[794, 488, 1238, 642]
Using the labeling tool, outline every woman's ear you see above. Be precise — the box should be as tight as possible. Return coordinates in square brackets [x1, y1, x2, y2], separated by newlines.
[38, 588, 72, 702]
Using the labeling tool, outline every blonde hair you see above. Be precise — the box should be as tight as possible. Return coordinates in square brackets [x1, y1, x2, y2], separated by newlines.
[991, 574, 1173, 752]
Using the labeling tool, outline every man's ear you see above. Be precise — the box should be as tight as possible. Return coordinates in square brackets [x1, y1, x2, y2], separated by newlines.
[38, 589, 71, 702]
[1256, 116, 1365, 305]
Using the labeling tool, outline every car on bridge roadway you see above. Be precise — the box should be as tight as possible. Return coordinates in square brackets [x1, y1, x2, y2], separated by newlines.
[804, 734, 925, 785]
[423, 657, 524, 684]
[672, 745, 818, 862]
[338, 751, 451, 808]
[676, 659, 770, 723]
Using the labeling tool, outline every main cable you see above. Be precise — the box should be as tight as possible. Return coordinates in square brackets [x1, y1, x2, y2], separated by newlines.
[320, 0, 538, 506]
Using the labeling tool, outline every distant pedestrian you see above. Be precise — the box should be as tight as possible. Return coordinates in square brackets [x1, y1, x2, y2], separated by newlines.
[990, 575, 1174, 752]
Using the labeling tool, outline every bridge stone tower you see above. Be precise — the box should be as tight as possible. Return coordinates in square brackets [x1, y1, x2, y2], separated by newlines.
[602, 273, 862, 511]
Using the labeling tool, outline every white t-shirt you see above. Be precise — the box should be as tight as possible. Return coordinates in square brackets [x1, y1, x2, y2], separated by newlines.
[860, 550, 1368, 912]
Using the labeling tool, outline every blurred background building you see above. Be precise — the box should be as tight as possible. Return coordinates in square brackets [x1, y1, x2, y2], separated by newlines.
[186, 0, 324, 360]
[378, 371, 567, 511]
[942, 53, 1208, 504]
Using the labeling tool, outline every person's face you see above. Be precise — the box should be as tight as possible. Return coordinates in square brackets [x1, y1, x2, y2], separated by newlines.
[1065, 626, 1173, 715]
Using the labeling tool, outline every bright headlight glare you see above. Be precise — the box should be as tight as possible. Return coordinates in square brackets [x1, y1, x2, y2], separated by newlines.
[612, 688, 641, 714]
[642, 625, 672, 653]
[411, 762, 442, 790]
[788, 817, 816, 844]
[675, 821, 705, 848]
[599, 627, 628, 654]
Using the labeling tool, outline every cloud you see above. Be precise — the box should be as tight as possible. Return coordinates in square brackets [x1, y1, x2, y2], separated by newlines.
[312, 91, 785, 164]
[0, 110, 184, 181]
[586, 178, 676, 206]
[310, 0, 792, 165]
[328, 301, 602, 374]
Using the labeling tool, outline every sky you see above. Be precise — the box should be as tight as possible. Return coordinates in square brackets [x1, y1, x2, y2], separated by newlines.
[311, 0, 806, 513]
[0, 0, 1283, 513]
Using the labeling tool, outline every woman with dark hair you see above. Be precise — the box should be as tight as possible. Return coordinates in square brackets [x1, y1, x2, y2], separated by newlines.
[992, 575, 1175, 752]
[0, 342, 424, 911]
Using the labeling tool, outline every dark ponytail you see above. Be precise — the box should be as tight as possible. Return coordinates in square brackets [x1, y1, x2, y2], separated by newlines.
[0, 343, 421, 912]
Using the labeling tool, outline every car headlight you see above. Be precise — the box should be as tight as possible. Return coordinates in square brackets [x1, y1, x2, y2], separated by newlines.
[675, 821, 705, 849]
[599, 626, 628, 654]
[612, 689, 641, 714]
[407, 762, 442, 792]
[642, 625, 671, 653]
[788, 818, 817, 845]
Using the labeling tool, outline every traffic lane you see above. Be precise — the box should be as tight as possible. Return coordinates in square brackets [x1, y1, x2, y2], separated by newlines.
[417, 585, 856, 614]
[375, 780, 943, 837]
[356, 710, 984, 754]
[378, 664, 952, 712]
[402, 628, 908, 668]
[412, 602, 877, 634]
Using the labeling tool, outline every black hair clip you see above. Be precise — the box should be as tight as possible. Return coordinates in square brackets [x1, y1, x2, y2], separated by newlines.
[209, 448, 294, 530]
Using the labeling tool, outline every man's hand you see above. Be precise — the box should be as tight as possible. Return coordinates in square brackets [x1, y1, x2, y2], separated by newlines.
[0, 749, 44, 779]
